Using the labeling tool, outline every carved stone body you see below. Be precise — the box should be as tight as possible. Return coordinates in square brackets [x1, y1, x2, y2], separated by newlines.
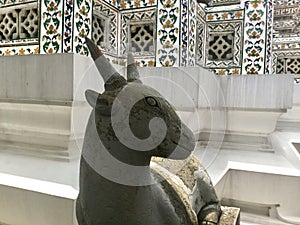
[76, 37, 221, 225]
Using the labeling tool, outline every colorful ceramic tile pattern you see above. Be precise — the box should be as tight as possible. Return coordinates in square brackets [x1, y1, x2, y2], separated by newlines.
[73, 0, 92, 55]
[94, 2, 118, 54]
[206, 21, 242, 68]
[265, 0, 274, 74]
[40, 0, 63, 54]
[63, 0, 74, 52]
[209, 67, 241, 75]
[0, 45, 39, 55]
[102, 0, 157, 10]
[180, 0, 188, 66]
[120, 8, 156, 56]
[0, 0, 34, 7]
[156, 0, 180, 66]
[196, 3, 206, 66]
[242, 0, 273, 74]
[188, 0, 197, 66]
[1, 0, 297, 81]
[206, 10, 244, 21]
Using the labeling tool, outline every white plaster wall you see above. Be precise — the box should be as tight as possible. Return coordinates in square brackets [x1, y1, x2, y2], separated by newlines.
[215, 168, 300, 222]
[0, 173, 78, 225]
[140, 67, 294, 110]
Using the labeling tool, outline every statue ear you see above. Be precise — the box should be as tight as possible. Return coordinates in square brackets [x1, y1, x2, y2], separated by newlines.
[85, 89, 121, 116]
[85, 89, 99, 107]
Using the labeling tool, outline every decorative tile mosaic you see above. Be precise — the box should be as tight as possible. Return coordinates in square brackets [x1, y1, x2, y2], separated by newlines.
[265, 0, 274, 74]
[0, 37, 38, 46]
[273, 42, 300, 50]
[73, 0, 92, 55]
[180, 0, 188, 66]
[273, 36, 300, 50]
[276, 57, 300, 74]
[188, 0, 197, 66]
[40, 0, 63, 54]
[273, 5, 299, 34]
[209, 67, 241, 75]
[275, 0, 300, 7]
[197, 2, 206, 18]
[242, 0, 271, 74]
[0, 3, 38, 40]
[196, 3, 206, 66]
[129, 23, 155, 53]
[206, 10, 243, 21]
[102, 0, 157, 10]
[120, 8, 156, 56]
[206, 21, 242, 68]
[274, 54, 300, 83]
[0, 0, 35, 7]
[103, 53, 155, 67]
[135, 57, 156, 67]
[272, 50, 300, 74]
[196, 21, 205, 65]
[156, 0, 180, 66]
[62, 0, 74, 52]
[0, 45, 39, 55]
[93, 2, 118, 54]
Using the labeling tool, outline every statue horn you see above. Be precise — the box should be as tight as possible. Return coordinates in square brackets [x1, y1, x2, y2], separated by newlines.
[85, 36, 119, 83]
[127, 53, 141, 83]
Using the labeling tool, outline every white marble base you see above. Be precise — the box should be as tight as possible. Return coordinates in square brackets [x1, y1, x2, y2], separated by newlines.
[0, 152, 79, 225]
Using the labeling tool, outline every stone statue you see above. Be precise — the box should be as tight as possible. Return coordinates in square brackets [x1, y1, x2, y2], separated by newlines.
[76, 37, 222, 225]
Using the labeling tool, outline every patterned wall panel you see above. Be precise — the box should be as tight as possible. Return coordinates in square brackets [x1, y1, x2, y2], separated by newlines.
[39, 0, 64, 54]
[63, 0, 74, 52]
[273, 51, 300, 83]
[188, 0, 197, 66]
[0, 45, 39, 55]
[156, 0, 180, 67]
[242, 0, 272, 74]
[180, 0, 188, 66]
[264, 0, 274, 74]
[206, 21, 242, 68]
[209, 67, 241, 75]
[93, 2, 118, 54]
[206, 9, 244, 21]
[273, 36, 300, 52]
[120, 8, 156, 56]
[0, 0, 35, 7]
[102, 0, 157, 10]
[196, 3, 206, 66]
[73, 0, 92, 55]
[0, 0, 39, 54]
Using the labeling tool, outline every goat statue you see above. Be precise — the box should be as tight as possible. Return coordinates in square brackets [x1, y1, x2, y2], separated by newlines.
[76, 37, 222, 225]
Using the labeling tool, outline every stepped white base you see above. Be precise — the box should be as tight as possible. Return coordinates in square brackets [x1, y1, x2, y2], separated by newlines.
[0, 152, 79, 225]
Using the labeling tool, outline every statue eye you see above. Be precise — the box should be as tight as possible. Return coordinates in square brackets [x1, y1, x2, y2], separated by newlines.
[145, 96, 159, 107]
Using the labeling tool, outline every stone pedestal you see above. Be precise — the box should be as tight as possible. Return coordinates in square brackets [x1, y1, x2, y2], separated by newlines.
[0, 54, 103, 225]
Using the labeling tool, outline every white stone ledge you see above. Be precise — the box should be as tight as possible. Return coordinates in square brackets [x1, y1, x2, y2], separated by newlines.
[0, 172, 78, 225]
[214, 162, 300, 224]
[0, 172, 78, 199]
[140, 67, 294, 110]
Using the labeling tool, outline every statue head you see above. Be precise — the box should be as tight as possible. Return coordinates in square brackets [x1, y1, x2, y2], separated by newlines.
[84, 37, 195, 165]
